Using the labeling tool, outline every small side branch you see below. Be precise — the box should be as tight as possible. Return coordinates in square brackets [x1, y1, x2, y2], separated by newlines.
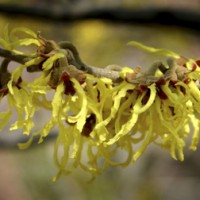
[0, 48, 29, 64]
[0, 46, 122, 81]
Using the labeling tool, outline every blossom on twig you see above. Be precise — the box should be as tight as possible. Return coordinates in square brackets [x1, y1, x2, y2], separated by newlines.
[0, 27, 200, 180]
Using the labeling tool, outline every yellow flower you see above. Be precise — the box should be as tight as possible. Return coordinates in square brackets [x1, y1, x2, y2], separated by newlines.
[2, 29, 200, 180]
[17, 46, 200, 179]
[0, 27, 41, 133]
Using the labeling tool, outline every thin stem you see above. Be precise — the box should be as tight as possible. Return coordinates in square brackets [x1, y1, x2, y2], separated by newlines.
[0, 58, 10, 73]
[0, 47, 122, 81]
[58, 41, 122, 82]
[0, 47, 30, 64]
[88, 65, 121, 82]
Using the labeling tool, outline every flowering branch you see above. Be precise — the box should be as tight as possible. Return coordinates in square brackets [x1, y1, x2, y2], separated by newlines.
[0, 41, 122, 82]
[1, 27, 200, 181]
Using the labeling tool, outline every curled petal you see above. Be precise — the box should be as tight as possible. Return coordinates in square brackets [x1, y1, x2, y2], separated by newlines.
[67, 78, 87, 132]
[42, 53, 65, 71]
[128, 41, 180, 58]
[106, 83, 156, 146]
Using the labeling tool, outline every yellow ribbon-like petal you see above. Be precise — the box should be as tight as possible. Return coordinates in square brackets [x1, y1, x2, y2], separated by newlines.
[128, 41, 180, 58]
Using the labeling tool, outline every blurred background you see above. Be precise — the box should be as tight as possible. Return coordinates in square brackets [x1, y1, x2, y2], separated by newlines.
[1, 0, 200, 199]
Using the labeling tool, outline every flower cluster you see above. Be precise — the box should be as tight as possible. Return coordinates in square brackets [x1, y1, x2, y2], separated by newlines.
[0, 28, 200, 180]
